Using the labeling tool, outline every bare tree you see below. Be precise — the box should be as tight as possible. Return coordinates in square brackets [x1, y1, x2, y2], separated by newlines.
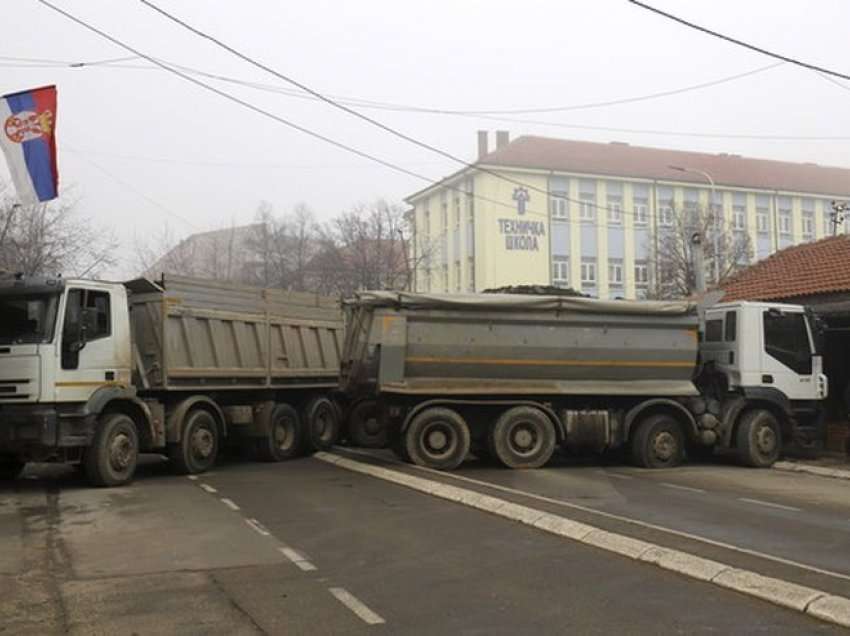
[310, 199, 411, 296]
[649, 202, 752, 299]
[0, 181, 117, 278]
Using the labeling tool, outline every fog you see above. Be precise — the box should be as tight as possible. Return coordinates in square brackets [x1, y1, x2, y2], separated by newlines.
[3, 0, 849, 278]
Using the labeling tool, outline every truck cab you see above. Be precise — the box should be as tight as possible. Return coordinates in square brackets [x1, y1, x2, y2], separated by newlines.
[0, 275, 134, 473]
[700, 301, 827, 449]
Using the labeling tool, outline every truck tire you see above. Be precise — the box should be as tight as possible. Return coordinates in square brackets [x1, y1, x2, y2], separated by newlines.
[630, 414, 685, 469]
[404, 407, 470, 470]
[255, 403, 302, 462]
[302, 396, 340, 452]
[169, 408, 219, 475]
[489, 406, 556, 469]
[347, 400, 387, 448]
[0, 456, 25, 481]
[736, 409, 781, 468]
[84, 413, 139, 487]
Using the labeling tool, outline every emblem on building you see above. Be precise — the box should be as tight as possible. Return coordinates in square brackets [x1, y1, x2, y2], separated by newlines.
[512, 187, 529, 215]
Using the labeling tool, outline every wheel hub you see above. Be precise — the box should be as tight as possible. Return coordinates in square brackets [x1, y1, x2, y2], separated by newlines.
[755, 425, 777, 455]
[422, 422, 455, 458]
[192, 427, 214, 459]
[364, 417, 381, 435]
[653, 432, 676, 461]
[274, 419, 294, 450]
[510, 423, 538, 455]
[109, 433, 135, 471]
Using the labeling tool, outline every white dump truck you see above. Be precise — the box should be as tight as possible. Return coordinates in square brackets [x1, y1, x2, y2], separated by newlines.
[340, 292, 827, 471]
[0, 274, 343, 486]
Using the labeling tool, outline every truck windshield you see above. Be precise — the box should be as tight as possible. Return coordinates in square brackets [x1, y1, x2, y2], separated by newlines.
[0, 293, 60, 345]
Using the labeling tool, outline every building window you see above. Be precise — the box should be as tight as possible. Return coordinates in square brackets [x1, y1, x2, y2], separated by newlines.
[634, 200, 649, 226]
[453, 196, 461, 229]
[454, 261, 461, 292]
[441, 265, 448, 292]
[423, 269, 431, 292]
[733, 205, 746, 231]
[466, 257, 475, 292]
[550, 195, 568, 220]
[803, 214, 814, 240]
[552, 256, 569, 288]
[441, 191, 448, 229]
[579, 193, 595, 221]
[608, 259, 623, 287]
[756, 209, 769, 234]
[607, 197, 622, 225]
[635, 261, 649, 287]
[659, 203, 674, 227]
[580, 259, 596, 285]
[779, 212, 792, 236]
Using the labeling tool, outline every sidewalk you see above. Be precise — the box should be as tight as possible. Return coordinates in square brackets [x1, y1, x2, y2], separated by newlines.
[774, 457, 850, 481]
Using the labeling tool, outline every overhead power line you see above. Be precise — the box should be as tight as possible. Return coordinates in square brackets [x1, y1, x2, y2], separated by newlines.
[628, 0, 850, 82]
[5, 51, 846, 141]
[32, 0, 567, 229]
[0, 52, 784, 115]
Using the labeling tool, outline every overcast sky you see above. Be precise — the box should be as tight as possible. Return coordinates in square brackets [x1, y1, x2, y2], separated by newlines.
[3, 0, 850, 278]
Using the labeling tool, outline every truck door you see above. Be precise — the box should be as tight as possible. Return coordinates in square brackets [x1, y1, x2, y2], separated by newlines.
[54, 287, 119, 403]
[760, 309, 816, 401]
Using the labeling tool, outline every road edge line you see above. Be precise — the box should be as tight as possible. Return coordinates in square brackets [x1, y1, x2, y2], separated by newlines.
[774, 461, 850, 481]
[315, 451, 850, 629]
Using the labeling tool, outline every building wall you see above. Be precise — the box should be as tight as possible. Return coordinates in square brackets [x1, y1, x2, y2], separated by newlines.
[411, 169, 845, 298]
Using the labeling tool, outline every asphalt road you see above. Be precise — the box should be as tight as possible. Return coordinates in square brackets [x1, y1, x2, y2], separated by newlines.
[2, 452, 843, 634]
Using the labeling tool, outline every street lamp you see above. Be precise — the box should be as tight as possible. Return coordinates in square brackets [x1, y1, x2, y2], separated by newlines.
[669, 165, 719, 284]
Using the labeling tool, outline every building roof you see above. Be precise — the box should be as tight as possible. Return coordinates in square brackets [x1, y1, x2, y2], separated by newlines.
[721, 235, 850, 302]
[461, 136, 850, 198]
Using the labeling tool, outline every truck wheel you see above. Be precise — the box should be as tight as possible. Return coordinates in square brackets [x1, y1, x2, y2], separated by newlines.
[489, 406, 556, 469]
[169, 409, 219, 474]
[255, 403, 302, 462]
[737, 409, 781, 468]
[0, 456, 25, 481]
[404, 407, 470, 470]
[302, 396, 340, 452]
[630, 414, 684, 469]
[347, 400, 387, 448]
[84, 413, 139, 487]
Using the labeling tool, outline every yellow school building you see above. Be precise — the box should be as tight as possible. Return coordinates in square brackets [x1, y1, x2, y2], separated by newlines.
[405, 133, 850, 298]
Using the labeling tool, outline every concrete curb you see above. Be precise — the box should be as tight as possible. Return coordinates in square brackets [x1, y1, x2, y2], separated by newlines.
[774, 460, 850, 481]
[316, 452, 850, 630]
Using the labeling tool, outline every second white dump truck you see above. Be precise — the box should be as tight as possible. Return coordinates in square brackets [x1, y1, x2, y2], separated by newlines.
[0, 274, 343, 486]
[340, 292, 827, 471]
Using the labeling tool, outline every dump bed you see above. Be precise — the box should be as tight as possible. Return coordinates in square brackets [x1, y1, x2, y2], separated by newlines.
[341, 291, 700, 397]
[129, 275, 343, 391]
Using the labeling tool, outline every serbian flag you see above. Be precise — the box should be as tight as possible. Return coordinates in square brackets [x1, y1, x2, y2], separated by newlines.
[0, 85, 59, 205]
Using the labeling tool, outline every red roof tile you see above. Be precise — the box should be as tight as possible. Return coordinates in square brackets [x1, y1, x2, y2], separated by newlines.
[479, 136, 850, 197]
[721, 235, 850, 301]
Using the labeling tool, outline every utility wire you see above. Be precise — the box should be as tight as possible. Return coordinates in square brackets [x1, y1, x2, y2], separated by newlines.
[5, 52, 843, 140]
[628, 0, 850, 82]
[32, 0, 567, 229]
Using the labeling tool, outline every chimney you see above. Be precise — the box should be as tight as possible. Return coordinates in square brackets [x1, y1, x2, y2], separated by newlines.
[496, 130, 510, 149]
[477, 130, 489, 159]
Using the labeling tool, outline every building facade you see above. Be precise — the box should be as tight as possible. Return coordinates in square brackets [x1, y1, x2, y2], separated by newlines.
[405, 133, 850, 299]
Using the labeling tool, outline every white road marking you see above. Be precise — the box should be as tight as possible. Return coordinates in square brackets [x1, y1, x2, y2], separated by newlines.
[605, 472, 634, 480]
[245, 518, 271, 537]
[329, 587, 385, 625]
[187, 475, 198, 481]
[661, 482, 707, 494]
[739, 497, 801, 512]
[278, 546, 317, 571]
[336, 449, 850, 583]
[220, 498, 240, 511]
[199, 483, 218, 494]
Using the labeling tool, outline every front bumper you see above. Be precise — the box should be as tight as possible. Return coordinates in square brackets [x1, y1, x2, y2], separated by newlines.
[0, 404, 92, 455]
